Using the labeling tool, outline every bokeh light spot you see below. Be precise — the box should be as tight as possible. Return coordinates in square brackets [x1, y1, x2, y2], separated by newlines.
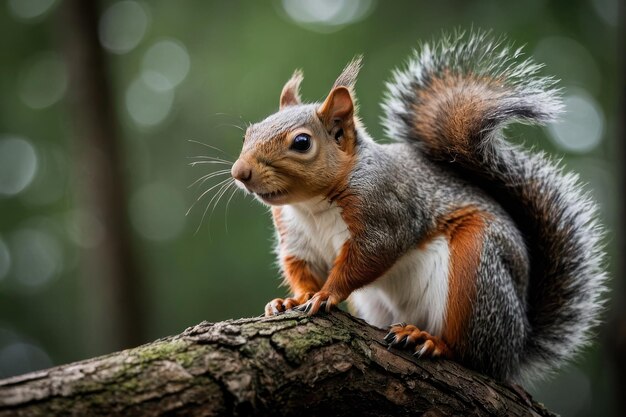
[533, 37, 601, 94]
[10, 228, 62, 289]
[281, 0, 375, 32]
[20, 146, 68, 206]
[18, 52, 67, 110]
[141, 38, 190, 91]
[98, 1, 149, 54]
[7, 0, 57, 21]
[591, 0, 618, 26]
[547, 89, 604, 153]
[0, 237, 10, 281]
[125, 77, 174, 127]
[0, 137, 38, 197]
[130, 182, 186, 242]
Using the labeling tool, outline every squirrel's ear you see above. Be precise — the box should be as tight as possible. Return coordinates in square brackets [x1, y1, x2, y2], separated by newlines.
[318, 87, 354, 126]
[279, 69, 304, 109]
[317, 56, 361, 135]
[317, 87, 355, 152]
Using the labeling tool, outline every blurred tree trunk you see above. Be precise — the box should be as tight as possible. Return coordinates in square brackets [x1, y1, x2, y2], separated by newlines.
[611, 2, 626, 416]
[0, 311, 556, 417]
[58, 0, 144, 353]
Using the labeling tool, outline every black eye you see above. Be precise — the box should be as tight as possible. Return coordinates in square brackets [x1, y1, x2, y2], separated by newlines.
[290, 133, 311, 152]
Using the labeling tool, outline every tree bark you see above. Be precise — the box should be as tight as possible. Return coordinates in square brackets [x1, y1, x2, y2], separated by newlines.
[0, 311, 555, 417]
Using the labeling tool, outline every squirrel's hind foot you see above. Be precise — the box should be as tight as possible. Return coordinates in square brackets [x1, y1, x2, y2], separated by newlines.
[384, 324, 451, 359]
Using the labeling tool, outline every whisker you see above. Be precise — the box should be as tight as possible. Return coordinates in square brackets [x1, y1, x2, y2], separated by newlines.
[186, 177, 232, 216]
[187, 139, 235, 159]
[195, 179, 234, 234]
[216, 123, 244, 132]
[223, 184, 239, 234]
[187, 155, 234, 163]
[211, 181, 237, 222]
[194, 172, 232, 191]
[211, 113, 248, 129]
[187, 169, 230, 189]
[188, 160, 233, 167]
[210, 181, 235, 221]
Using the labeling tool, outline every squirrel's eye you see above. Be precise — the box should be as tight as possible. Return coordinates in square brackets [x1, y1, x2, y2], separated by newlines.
[290, 133, 311, 152]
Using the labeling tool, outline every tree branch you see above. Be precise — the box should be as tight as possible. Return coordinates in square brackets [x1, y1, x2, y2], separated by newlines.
[0, 311, 555, 416]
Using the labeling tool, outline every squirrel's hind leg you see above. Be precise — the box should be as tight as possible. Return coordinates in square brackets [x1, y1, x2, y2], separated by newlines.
[384, 323, 452, 359]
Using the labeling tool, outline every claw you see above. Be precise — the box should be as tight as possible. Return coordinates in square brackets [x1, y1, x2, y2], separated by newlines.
[403, 337, 413, 348]
[295, 301, 312, 313]
[305, 300, 317, 316]
[384, 323, 449, 359]
[383, 332, 396, 343]
[293, 292, 338, 316]
[413, 344, 427, 358]
[390, 335, 408, 347]
[390, 322, 407, 328]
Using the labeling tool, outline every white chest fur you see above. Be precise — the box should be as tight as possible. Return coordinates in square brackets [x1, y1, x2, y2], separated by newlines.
[350, 236, 450, 335]
[279, 199, 350, 280]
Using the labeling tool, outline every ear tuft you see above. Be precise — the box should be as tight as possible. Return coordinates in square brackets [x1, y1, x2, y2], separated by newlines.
[333, 56, 363, 90]
[279, 69, 304, 109]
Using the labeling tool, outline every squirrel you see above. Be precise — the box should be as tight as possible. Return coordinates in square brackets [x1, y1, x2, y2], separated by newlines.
[229, 31, 607, 383]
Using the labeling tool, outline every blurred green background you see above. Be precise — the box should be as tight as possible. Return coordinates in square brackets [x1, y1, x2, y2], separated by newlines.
[0, 0, 621, 415]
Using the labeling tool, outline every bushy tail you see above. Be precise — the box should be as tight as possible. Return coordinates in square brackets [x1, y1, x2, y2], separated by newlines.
[383, 31, 607, 380]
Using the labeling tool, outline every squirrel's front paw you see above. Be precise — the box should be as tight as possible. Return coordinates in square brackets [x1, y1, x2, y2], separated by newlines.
[384, 323, 451, 359]
[264, 293, 314, 317]
[295, 291, 340, 316]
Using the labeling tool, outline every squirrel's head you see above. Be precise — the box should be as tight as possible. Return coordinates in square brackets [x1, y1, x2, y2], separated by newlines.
[231, 58, 362, 206]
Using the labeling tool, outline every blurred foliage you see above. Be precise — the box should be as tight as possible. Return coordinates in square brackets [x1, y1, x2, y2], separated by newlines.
[0, 0, 620, 415]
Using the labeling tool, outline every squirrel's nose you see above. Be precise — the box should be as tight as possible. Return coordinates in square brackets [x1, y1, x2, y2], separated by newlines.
[231, 159, 252, 182]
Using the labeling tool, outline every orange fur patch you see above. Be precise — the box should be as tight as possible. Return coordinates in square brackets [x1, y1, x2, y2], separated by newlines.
[272, 207, 321, 296]
[282, 255, 321, 295]
[322, 239, 394, 301]
[437, 206, 488, 349]
[412, 74, 503, 156]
